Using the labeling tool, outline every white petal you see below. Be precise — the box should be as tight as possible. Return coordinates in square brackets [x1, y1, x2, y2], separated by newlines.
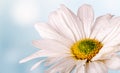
[45, 57, 59, 66]
[45, 57, 76, 73]
[104, 55, 120, 70]
[31, 60, 45, 70]
[59, 5, 85, 40]
[76, 65, 86, 73]
[48, 11, 75, 42]
[32, 39, 71, 53]
[20, 49, 70, 63]
[104, 17, 120, 41]
[63, 63, 75, 73]
[92, 43, 120, 61]
[78, 4, 94, 38]
[102, 16, 120, 45]
[86, 61, 108, 73]
[90, 14, 113, 41]
[19, 50, 59, 63]
[48, 5, 84, 42]
[74, 60, 86, 73]
[20, 39, 72, 63]
[45, 55, 70, 66]
[35, 23, 73, 46]
[35, 23, 56, 39]
[114, 45, 120, 52]
[92, 47, 115, 61]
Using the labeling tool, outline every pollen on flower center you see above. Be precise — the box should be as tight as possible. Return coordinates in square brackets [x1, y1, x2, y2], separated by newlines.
[71, 38, 103, 61]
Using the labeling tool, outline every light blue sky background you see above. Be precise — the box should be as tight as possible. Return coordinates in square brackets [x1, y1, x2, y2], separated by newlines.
[1, 0, 120, 73]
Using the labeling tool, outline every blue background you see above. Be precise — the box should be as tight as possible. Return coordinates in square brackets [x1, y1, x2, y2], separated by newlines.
[1, 0, 120, 73]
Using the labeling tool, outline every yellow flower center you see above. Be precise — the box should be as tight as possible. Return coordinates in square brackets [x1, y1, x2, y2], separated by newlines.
[71, 38, 103, 61]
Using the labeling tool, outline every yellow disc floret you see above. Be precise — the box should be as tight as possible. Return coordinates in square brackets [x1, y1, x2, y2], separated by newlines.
[71, 38, 103, 61]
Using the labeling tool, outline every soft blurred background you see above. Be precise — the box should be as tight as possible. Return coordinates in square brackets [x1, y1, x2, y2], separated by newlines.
[1, 0, 120, 73]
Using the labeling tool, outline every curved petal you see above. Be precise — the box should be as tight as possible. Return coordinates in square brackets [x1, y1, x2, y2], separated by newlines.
[77, 4, 94, 38]
[45, 57, 76, 73]
[91, 15, 120, 46]
[91, 46, 115, 61]
[74, 60, 86, 73]
[115, 45, 120, 52]
[35, 23, 73, 47]
[102, 17, 120, 46]
[45, 57, 65, 66]
[104, 55, 120, 70]
[31, 60, 45, 70]
[76, 65, 86, 73]
[48, 5, 84, 42]
[32, 39, 71, 53]
[45, 57, 69, 73]
[90, 14, 113, 41]
[19, 50, 60, 63]
[86, 61, 108, 73]
[20, 39, 72, 63]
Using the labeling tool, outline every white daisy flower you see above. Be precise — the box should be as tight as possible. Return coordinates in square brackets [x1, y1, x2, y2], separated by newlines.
[20, 4, 120, 73]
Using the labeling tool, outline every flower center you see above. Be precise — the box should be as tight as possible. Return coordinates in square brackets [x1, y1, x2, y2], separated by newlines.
[71, 38, 103, 61]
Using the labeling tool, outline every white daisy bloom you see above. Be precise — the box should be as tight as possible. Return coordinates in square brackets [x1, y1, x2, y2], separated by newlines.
[20, 4, 120, 73]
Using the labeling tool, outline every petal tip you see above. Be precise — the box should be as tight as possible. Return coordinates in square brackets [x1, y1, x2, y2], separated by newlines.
[19, 59, 25, 63]
[78, 4, 92, 11]
[60, 4, 68, 9]
[60, 4, 65, 7]
[81, 4, 92, 7]
[34, 23, 40, 28]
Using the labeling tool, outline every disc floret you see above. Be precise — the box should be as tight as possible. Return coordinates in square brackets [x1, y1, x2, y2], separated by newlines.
[71, 38, 103, 61]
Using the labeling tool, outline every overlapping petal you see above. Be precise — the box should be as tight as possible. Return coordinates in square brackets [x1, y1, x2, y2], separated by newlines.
[90, 14, 112, 40]
[48, 5, 84, 42]
[45, 57, 76, 73]
[35, 23, 73, 47]
[104, 55, 120, 70]
[78, 4, 94, 38]
[86, 61, 108, 73]
[74, 60, 86, 73]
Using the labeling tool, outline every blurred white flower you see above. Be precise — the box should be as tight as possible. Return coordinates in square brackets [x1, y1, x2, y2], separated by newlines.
[11, 0, 39, 25]
[20, 4, 120, 73]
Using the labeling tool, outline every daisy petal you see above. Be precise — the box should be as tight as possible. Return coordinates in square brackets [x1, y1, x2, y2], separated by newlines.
[20, 39, 71, 63]
[45, 55, 70, 66]
[104, 55, 120, 70]
[45, 57, 76, 73]
[31, 60, 45, 70]
[78, 4, 94, 37]
[86, 61, 108, 73]
[63, 63, 75, 73]
[19, 50, 58, 63]
[32, 39, 70, 53]
[102, 17, 120, 46]
[115, 45, 120, 52]
[48, 11, 75, 42]
[90, 14, 113, 41]
[92, 46, 115, 61]
[76, 65, 86, 73]
[59, 5, 85, 40]
[74, 60, 86, 73]
[35, 23, 73, 46]
[44, 57, 59, 66]
[48, 5, 84, 42]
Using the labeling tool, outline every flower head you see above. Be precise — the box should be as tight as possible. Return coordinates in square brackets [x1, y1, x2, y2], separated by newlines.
[20, 4, 120, 73]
